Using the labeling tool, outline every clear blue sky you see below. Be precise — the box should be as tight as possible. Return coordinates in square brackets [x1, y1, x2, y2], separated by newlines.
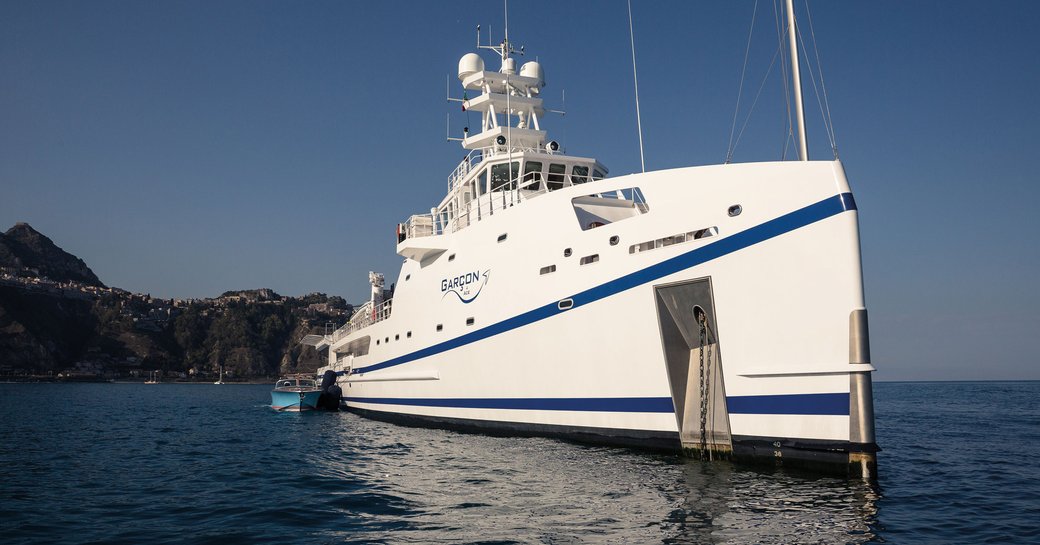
[2, 1, 1038, 381]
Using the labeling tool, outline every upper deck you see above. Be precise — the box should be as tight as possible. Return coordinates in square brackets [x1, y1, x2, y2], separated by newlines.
[396, 38, 608, 252]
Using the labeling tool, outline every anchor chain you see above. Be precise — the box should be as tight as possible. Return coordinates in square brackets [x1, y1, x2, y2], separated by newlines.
[698, 313, 709, 460]
[705, 323, 713, 461]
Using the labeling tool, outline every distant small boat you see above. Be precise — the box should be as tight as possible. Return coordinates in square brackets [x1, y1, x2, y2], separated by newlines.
[270, 375, 322, 412]
[214, 365, 226, 385]
[144, 370, 160, 384]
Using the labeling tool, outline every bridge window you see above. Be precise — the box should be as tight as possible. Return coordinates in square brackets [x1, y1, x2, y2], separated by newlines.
[547, 164, 566, 191]
[490, 161, 519, 191]
[521, 161, 543, 190]
[571, 165, 589, 184]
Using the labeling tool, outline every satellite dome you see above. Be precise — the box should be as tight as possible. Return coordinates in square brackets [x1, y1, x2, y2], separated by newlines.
[458, 53, 485, 81]
[519, 61, 545, 87]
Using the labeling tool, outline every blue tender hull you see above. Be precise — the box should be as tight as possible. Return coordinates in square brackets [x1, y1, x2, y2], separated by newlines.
[271, 390, 322, 411]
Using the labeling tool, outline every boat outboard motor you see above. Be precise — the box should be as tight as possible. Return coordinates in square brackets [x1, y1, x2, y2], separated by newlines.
[317, 369, 342, 411]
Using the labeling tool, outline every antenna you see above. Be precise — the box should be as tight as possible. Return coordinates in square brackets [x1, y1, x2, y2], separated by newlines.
[478, 3, 523, 65]
[446, 113, 463, 142]
[545, 89, 565, 116]
[446, 74, 463, 104]
[627, 0, 646, 173]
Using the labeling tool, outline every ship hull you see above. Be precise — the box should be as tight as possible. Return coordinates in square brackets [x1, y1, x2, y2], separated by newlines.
[326, 160, 877, 476]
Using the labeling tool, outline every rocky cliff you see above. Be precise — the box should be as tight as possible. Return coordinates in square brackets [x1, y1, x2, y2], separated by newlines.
[0, 223, 104, 286]
[0, 224, 348, 379]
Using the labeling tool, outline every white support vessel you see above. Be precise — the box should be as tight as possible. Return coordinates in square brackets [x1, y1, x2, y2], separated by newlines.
[318, 5, 877, 476]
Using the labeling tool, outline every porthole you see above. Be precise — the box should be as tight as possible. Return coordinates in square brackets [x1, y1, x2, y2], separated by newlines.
[376, 339, 380, 345]
[436, 324, 443, 332]
[405, 274, 411, 281]
[497, 233, 508, 242]
[609, 235, 619, 246]
[448, 254, 456, 261]
[728, 204, 742, 217]
[558, 298, 574, 310]
[385, 337, 389, 343]
[407, 331, 412, 338]
[564, 248, 572, 257]
[395, 334, 399, 341]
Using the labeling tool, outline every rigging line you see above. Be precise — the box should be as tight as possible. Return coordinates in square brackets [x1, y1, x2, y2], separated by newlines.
[726, 0, 760, 164]
[794, 23, 834, 157]
[627, 0, 646, 173]
[774, 0, 794, 161]
[731, 43, 783, 158]
[804, 0, 838, 157]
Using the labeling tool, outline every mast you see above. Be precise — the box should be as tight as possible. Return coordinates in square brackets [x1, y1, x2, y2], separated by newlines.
[785, 0, 808, 161]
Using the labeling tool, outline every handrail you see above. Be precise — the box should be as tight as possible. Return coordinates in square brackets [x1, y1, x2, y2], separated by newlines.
[330, 297, 393, 342]
[403, 158, 614, 244]
[448, 150, 484, 192]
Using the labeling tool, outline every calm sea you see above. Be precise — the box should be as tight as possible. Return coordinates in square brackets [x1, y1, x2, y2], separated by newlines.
[1, 381, 1037, 544]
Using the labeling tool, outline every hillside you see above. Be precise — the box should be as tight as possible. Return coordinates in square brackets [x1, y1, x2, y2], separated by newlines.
[0, 223, 349, 379]
[0, 223, 104, 286]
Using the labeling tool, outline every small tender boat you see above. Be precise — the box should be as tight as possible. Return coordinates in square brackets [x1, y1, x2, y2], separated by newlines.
[270, 375, 322, 412]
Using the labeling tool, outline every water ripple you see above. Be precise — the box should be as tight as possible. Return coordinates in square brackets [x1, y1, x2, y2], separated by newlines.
[2, 382, 1039, 543]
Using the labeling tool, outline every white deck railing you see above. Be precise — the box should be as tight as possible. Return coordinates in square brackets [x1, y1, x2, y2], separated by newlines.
[402, 167, 610, 242]
[447, 150, 483, 192]
[330, 298, 393, 343]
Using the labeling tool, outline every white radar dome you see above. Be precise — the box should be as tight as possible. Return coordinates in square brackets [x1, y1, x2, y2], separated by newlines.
[458, 53, 485, 81]
[520, 61, 545, 87]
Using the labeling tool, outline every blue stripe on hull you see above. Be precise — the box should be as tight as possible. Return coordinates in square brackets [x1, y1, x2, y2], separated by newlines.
[727, 393, 850, 416]
[345, 396, 675, 412]
[352, 192, 856, 375]
[345, 393, 850, 416]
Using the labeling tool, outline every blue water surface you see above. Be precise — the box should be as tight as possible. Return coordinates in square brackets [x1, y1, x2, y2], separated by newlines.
[0, 381, 1037, 544]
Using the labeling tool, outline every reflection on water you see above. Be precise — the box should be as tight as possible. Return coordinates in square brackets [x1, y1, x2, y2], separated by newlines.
[309, 411, 879, 544]
[5, 382, 1037, 543]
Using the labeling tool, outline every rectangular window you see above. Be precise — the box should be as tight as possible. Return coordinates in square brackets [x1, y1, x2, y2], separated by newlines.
[547, 164, 566, 191]
[593, 169, 606, 180]
[466, 317, 475, 326]
[579, 254, 600, 265]
[629, 227, 718, 254]
[521, 161, 543, 190]
[571, 165, 589, 184]
[539, 265, 556, 275]
[490, 161, 519, 192]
